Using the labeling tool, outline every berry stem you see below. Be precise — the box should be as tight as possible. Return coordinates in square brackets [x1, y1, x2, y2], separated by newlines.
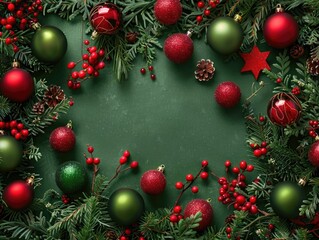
[240, 212, 275, 232]
[245, 81, 265, 103]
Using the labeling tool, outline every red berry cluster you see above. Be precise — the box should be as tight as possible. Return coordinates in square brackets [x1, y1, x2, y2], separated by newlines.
[308, 120, 319, 138]
[170, 160, 209, 223]
[118, 149, 139, 169]
[291, 86, 301, 95]
[67, 40, 106, 90]
[217, 160, 258, 214]
[250, 141, 269, 158]
[118, 228, 146, 240]
[84, 145, 101, 165]
[0, 0, 43, 52]
[196, 0, 220, 23]
[61, 194, 70, 204]
[140, 66, 156, 80]
[0, 120, 29, 140]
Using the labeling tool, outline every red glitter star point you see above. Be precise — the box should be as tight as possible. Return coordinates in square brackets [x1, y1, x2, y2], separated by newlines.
[240, 45, 271, 80]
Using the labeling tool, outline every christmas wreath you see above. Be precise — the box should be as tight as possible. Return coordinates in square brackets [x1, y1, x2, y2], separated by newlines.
[0, 0, 319, 239]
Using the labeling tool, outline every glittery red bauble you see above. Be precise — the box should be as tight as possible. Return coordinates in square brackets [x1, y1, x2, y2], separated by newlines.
[0, 68, 34, 102]
[140, 169, 166, 195]
[308, 141, 319, 167]
[2, 181, 34, 210]
[267, 93, 301, 127]
[214, 81, 241, 108]
[49, 126, 76, 152]
[184, 199, 213, 231]
[89, 3, 122, 35]
[164, 33, 193, 63]
[154, 0, 182, 25]
[263, 12, 299, 49]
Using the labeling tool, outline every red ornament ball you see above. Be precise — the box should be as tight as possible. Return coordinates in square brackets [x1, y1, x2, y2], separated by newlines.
[214, 81, 241, 108]
[184, 199, 213, 231]
[49, 126, 76, 152]
[267, 93, 301, 127]
[154, 0, 182, 25]
[0, 68, 34, 102]
[140, 169, 166, 195]
[308, 141, 319, 167]
[164, 33, 193, 63]
[89, 3, 122, 35]
[3, 181, 34, 210]
[263, 10, 299, 49]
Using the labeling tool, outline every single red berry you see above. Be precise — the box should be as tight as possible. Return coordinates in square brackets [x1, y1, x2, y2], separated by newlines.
[250, 205, 258, 214]
[276, 78, 282, 83]
[249, 196, 257, 204]
[227, 234, 231, 239]
[231, 179, 238, 187]
[224, 160, 231, 167]
[15, 133, 22, 140]
[123, 150, 130, 158]
[93, 157, 100, 165]
[86, 157, 94, 165]
[185, 174, 194, 182]
[239, 174, 246, 181]
[246, 165, 254, 172]
[140, 68, 146, 74]
[9, 120, 17, 129]
[314, 120, 319, 126]
[239, 161, 247, 170]
[204, 9, 211, 16]
[120, 236, 127, 240]
[124, 229, 131, 235]
[151, 74, 156, 80]
[21, 129, 29, 137]
[260, 147, 267, 155]
[245, 202, 252, 209]
[178, 214, 184, 220]
[78, 70, 86, 79]
[87, 146, 94, 153]
[173, 205, 182, 214]
[88, 46, 97, 53]
[196, 15, 203, 23]
[226, 227, 232, 234]
[209, 1, 217, 8]
[268, 224, 275, 230]
[219, 188, 226, 195]
[83, 40, 90, 45]
[67, 62, 76, 69]
[148, 66, 154, 71]
[170, 214, 179, 223]
[238, 181, 246, 188]
[17, 123, 24, 130]
[7, 16, 15, 25]
[139, 237, 146, 240]
[10, 128, 18, 136]
[236, 195, 246, 205]
[119, 156, 128, 165]
[259, 116, 265, 122]
[200, 171, 209, 179]
[175, 181, 184, 189]
[7, 3, 15, 11]
[261, 141, 267, 147]
[197, 1, 205, 8]
[98, 49, 105, 57]
[191, 186, 199, 193]
[69, 100, 74, 106]
[217, 196, 223, 202]
[71, 71, 79, 79]
[82, 54, 89, 60]
[218, 177, 227, 185]
[201, 160, 209, 167]
[130, 161, 139, 169]
[232, 167, 240, 174]
[253, 149, 262, 157]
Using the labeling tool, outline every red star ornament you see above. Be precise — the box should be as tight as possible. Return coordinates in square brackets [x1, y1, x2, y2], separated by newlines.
[240, 45, 271, 80]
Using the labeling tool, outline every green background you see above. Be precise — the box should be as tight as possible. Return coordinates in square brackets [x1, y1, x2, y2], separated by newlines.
[35, 15, 275, 229]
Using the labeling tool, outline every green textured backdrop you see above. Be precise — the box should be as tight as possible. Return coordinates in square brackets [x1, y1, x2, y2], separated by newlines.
[35, 15, 275, 229]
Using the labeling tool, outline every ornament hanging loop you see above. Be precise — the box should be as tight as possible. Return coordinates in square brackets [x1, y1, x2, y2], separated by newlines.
[157, 164, 165, 172]
[187, 29, 193, 38]
[276, 4, 284, 13]
[206, 198, 212, 203]
[12, 59, 20, 68]
[66, 120, 73, 129]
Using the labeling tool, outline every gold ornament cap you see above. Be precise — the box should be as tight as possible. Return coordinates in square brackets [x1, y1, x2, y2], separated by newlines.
[157, 164, 165, 172]
[234, 13, 243, 23]
[12, 59, 20, 68]
[275, 4, 284, 13]
[26, 176, 35, 186]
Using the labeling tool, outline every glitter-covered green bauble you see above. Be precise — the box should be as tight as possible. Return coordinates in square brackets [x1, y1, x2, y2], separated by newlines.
[270, 181, 304, 219]
[207, 16, 243, 55]
[31, 26, 67, 63]
[0, 135, 22, 172]
[108, 188, 145, 225]
[55, 161, 87, 194]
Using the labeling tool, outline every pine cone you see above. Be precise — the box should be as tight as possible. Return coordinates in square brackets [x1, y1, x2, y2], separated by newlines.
[126, 32, 139, 44]
[195, 59, 215, 81]
[43, 85, 65, 107]
[225, 214, 235, 224]
[32, 102, 45, 115]
[290, 44, 304, 59]
[105, 230, 117, 240]
[306, 56, 319, 76]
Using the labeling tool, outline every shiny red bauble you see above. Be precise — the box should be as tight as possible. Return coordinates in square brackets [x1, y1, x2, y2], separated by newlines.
[0, 68, 34, 102]
[267, 93, 302, 127]
[184, 199, 213, 231]
[140, 169, 166, 195]
[164, 33, 194, 63]
[214, 81, 241, 108]
[49, 126, 76, 152]
[89, 3, 122, 35]
[3, 181, 34, 210]
[154, 0, 182, 25]
[263, 8, 299, 49]
[308, 141, 319, 167]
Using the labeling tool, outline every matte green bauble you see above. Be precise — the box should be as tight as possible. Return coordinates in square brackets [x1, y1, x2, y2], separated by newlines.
[31, 26, 67, 63]
[55, 161, 87, 194]
[108, 188, 145, 225]
[207, 16, 243, 55]
[270, 182, 304, 219]
[0, 135, 22, 172]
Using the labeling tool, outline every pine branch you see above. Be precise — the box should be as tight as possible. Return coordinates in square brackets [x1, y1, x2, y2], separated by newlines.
[299, 185, 319, 219]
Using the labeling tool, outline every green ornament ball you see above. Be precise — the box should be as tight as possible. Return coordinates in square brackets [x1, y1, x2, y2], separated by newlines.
[108, 188, 145, 225]
[270, 181, 304, 219]
[0, 135, 22, 172]
[31, 26, 67, 63]
[207, 16, 243, 55]
[55, 161, 87, 194]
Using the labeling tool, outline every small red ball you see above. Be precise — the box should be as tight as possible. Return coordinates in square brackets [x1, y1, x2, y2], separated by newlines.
[175, 181, 184, 189]
[185, 174, 194, 182]
[239, 161, 247, 170]
[93, 157, 100, 165]
[201, 160, 209, 167]
[86, 157, 94, 165]
[123, 150, 130, 158]
[184, 199, 213, 231]
[49, 126, 76, 152]
[224, 160, 231, 167]
[191, 186, 199, 193]
[154, 0, 182, 25]
[140, 169, 166, 195]
[246, 165, 254, 172]
[200, 171, 209, 179]
[164, 33, 194, 63]
[130, 161, 139, 169]
[214, 81, 241, 108]
[173, 205, 182, 213]
[119, 156, 128, 165]
[3, 180, 34, 210]
[308, 141, 319, 167]
[0, 68, 34, 102]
